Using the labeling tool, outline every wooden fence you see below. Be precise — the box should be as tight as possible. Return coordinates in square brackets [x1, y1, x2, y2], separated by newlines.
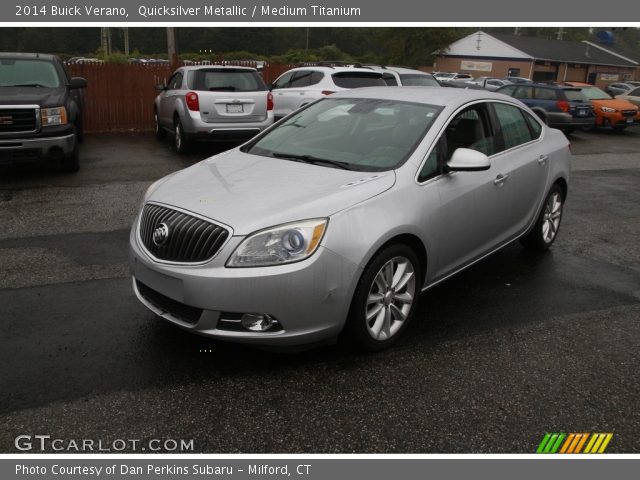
[67, 62, 295, 133]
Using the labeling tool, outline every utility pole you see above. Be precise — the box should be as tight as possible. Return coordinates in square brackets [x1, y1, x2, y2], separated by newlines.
[123, 28, 129, 56]
[100, 27, 110, 55]
[557, 27, 565, 41]
[167, 27, 178, 68]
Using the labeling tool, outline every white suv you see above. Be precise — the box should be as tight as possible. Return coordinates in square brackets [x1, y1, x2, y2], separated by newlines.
[270, 66, 386, 119]
[362, 65, 441, 87]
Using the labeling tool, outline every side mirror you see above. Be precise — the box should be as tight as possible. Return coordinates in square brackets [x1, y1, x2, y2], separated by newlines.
[446, 148, 491, 172]
[69, 77, 87, 89]
[267, 83, 274, 91]
[155, 83, 167, 92]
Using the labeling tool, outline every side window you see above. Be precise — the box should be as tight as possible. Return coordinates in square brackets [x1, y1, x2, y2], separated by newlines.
[493, 103, 534, 150]
[444, 104, 497, 160]
[289, 70, 314, 88]
[310, 71, 324, 86]
[271, 71, 294, 89]
[498, 85, 517, 96]
[167, 72, 183, 90]
[514, 86, 533, 99]
[418, 142, 441, 182]
[629, 87, 640, 97]
[523, 110, 543, 139]
[534, 88, 556, 100]
[382, 73, 398, 86]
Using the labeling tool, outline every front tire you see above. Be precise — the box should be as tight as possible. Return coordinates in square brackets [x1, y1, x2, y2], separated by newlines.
[520, 184, 564, 251]
[346, 244, 421, 351]
[60, 146, 80, 173]
[154, 110, 165, 139]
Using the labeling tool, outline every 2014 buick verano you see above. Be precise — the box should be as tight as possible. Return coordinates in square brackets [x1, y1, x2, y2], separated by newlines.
[130, 87, 571, 351]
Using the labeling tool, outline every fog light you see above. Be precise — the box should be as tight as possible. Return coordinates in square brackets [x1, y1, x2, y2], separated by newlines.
[241, 313, 274, 331]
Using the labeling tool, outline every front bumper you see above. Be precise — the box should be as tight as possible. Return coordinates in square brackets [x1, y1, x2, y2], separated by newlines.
[182, 110, 274, 142]
[596, 111, 640, 127]
[0, 133, 76, 165]
[128, 220, 360, 346]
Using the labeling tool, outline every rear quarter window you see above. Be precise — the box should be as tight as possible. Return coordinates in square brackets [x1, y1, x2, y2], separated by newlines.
[331, 72, 386, 88]
[534, 88, 557, 101]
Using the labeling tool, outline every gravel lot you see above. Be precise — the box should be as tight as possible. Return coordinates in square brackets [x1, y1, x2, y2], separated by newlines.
[1, 127, 639, 453]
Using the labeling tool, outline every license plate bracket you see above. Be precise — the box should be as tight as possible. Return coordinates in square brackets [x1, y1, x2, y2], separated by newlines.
[226, 104, 244, 113]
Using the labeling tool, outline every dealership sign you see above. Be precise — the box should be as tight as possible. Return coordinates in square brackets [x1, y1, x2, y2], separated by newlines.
[461, 61, 493, 72]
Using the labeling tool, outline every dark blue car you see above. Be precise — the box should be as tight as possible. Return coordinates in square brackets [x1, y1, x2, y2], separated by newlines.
[496, 83, 595, 133]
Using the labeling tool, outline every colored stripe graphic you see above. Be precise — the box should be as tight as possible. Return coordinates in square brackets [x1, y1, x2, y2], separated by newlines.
[537, 433, 613, 454]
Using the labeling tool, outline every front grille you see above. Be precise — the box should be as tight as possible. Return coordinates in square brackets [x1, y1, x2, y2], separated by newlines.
[622, 110, 637, 118]
[0, 108, 38, 133]
[139, 204, 229, 263]
[136, 280, 202, 324]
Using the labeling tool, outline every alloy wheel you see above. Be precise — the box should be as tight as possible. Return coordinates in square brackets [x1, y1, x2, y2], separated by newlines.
[365, 256, 416, 341]
[542, 191, 562, 244]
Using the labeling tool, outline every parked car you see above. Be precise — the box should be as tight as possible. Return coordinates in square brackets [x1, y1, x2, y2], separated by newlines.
[0, 52, 87, 171]
[130, 87, 570, 351]
[434, 72, 474, 82]
[154, 65, 274, 153]
[564, 81, 640, 130]
[504, 76, 532, 84]
[615, 86, 640, 108]
[270, 66, 386, 120]
[469, 77, 512, 91]
[363, 65, 440, 87]
[605, 82, 635, 97]
[495, 83, 595, 132]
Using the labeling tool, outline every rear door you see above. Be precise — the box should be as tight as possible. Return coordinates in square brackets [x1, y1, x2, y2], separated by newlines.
[190, 68, 269, 124]
[270, 71, 296, 118]
[490, 102, 549, 235]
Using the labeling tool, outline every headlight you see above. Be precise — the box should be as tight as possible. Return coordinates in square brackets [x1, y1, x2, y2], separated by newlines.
[227, 219, 328, 267]
[41, 106, 68, 126]
[600, 106, 617, 113]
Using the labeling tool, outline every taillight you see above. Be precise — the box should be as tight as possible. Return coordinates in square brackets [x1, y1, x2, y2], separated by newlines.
[321, 90, 335, 96]
[556, 100, 570, 113]
[267, 91, 273, 111]
[185, 91, 199, 111]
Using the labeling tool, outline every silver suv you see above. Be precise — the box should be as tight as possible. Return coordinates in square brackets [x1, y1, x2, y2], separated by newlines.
[270, 66, 386, 119]
[154, 66, 274, 153]
[363, 65, 441, 87]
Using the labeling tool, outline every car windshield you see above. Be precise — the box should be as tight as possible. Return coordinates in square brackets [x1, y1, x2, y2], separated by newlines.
[0, 58, 61, 88]
[399, 74, 440, 87]
[244, 98, 441, 172]
[564, 89, 587, 102]
[579, 86, 611, 100]
[331, 72, 386, 88]
[189, 68, 266, 92]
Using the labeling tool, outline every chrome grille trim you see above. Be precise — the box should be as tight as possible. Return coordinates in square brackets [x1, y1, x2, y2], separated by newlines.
[0, 104, 40, 135]
[138, 203, 231, 264]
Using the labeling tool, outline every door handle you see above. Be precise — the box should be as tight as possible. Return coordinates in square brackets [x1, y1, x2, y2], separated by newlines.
[537, 154, 549, 165]
[493, 173, 509, 186]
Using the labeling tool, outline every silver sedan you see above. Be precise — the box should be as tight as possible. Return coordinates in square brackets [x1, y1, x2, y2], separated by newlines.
[130, 87, 571, 351]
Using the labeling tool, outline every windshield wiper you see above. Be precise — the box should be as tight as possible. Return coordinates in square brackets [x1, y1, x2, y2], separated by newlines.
[208, 86, 237, 91]
[5, 83, 47, 88]
[271, 152, 354, 170]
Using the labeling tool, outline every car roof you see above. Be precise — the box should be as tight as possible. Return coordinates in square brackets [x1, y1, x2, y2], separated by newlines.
[180, 65, 257, 72]
[283, 65, 383, 74]
[0, 52, 57, 61]
[331, 86, 516, 106]
[564, 81, 591, 87]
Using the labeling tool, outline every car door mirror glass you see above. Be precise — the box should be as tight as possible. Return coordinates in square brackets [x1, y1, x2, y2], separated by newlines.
[447, 148, 491, 172]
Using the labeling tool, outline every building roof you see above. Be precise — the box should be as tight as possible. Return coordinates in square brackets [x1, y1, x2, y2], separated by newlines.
[441, 31, 637, 68]
[581, 41, 639, 66]
[490, 33, 637, 67]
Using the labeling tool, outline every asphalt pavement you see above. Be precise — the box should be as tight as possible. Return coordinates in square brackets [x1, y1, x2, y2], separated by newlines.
[1, 128, 639, 453]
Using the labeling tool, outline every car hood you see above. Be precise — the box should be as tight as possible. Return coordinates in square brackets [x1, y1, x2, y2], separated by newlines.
[591, 98, 638, 110]
[0, 87, 67, 107]
[147, 149, 396, 235]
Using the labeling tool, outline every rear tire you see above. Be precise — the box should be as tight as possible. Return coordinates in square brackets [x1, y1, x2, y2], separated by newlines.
[173, 116, 190, 154]
[346, 244, 421, 352]
[520, 184, 564, 251]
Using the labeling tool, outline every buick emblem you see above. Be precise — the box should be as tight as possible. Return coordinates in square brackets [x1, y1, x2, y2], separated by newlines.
[153, 223, 170, 246]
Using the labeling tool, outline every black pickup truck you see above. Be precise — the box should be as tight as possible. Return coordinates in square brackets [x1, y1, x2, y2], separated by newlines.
[0, 53, 87, 172]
